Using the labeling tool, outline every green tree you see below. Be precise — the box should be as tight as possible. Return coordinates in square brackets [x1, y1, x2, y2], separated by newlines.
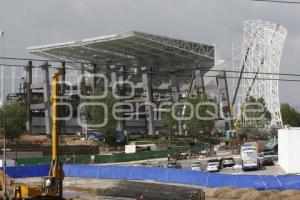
[162, 102, 177, 136]
[0, 102, 26, 140]
[185, 94, 216, 138]
[87, 89, 118, 143]
[281, 103, 300, 126]
[241, 96, 271, 128]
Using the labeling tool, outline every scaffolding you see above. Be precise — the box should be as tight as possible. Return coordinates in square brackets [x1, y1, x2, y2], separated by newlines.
[235, 20, 287, 128]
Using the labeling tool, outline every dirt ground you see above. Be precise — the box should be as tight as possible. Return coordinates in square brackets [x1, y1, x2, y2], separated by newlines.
[14, 177, 300, 200]
[204, 187, 300, 200]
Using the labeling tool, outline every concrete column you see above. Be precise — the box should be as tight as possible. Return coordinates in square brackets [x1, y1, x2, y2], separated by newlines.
[200, 71, 206, 94]
[195, 70, 201, 93]
[110, 65, 124, 131]
[93, 64, 98, 90]
[80, 64, 87, 96]
[79, 64, 88, 137]
[60, 62, 66, 94]
[59, 62, 66, 134]
[105, 60, 112, 80]
[42, 62, 51, 136]
[171, 75, 183, 136]
[118, 64, 125, 131]
[25, 61, 32, 134]
[110, 65, 117, 93]
[142, 67, 154, 136]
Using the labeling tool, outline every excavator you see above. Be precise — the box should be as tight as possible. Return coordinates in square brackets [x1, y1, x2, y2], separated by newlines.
[0, 70, 65, 199]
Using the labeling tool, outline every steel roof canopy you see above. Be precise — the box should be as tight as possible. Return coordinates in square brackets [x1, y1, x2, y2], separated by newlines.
[28, 31, 215, 69]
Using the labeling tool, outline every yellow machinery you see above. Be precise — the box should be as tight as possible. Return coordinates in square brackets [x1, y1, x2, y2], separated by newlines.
[42, 70, 65, 199]
[11, 70, 65, 200]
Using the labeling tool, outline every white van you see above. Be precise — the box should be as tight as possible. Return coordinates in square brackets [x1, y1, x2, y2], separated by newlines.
[241, 144, 259, 170]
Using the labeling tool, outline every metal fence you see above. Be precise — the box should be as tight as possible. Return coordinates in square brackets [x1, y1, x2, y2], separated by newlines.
[15, 146, 206, 166]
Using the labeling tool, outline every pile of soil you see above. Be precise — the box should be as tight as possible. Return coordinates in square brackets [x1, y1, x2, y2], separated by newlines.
[18, 135, 97, 146]
[204, 187, 300, 200]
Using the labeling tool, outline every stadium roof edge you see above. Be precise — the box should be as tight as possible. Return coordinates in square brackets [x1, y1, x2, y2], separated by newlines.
[28, 31, 215, 69]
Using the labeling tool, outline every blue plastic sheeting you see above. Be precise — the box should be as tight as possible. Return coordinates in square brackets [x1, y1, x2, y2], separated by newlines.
[4, 164, 300, 190]
[132, 167, 169, 182]
[261, 175, 282, 190]
[277, 175, 300, 190]
[167, 169, 208, 186]
[2, 165, 49, 178]
[63, 165, 300, 190]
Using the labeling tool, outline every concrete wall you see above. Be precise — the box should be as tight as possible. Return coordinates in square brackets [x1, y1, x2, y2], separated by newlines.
[278, 128, 300, 174]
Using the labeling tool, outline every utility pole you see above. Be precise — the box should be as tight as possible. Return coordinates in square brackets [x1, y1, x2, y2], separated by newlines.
[0, 31, 4, 105]
[3, 124, 6, 200]
[0, 30, 6, 200]
[0, 115, 7, 200]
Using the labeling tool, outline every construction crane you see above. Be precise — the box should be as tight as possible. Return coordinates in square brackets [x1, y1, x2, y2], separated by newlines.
[43, 70, 65, 198]
[0, 70, 65, 199]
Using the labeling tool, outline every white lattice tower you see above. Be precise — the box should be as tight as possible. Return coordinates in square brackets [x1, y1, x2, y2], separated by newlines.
[237, 20, 287, 128]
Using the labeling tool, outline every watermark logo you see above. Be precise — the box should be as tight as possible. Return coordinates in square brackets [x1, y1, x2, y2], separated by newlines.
[52, 74, 267, 128]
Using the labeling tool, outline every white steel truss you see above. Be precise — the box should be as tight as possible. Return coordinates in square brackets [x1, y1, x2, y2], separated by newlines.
[235, 20, 287, 128]
[28, 31, 215, 69]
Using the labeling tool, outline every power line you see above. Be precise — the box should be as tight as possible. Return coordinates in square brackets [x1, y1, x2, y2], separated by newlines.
[1, 56, 300, 77]
[0, 63, 80, 71]
[0, 56, 93, 65]
[91, 69, 300, 82]
[252, 0, 300, 4]
[1, 64, 300, 82]
[160, 67, 300, 78]
[2, 57, 300, 81]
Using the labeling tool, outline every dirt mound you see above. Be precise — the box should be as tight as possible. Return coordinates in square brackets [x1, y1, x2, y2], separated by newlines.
[277, 190, 300, 200]
[19, 134, 50, 144]
[223, 188, 255, 199]
[239, 190, 262, 200]
[213, 187, 235, 198]
[204, 187, 300, 200]
[18, 135, 98, 146]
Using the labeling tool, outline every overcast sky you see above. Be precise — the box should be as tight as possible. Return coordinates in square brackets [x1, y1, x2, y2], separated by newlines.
[0, 0, 299, 105]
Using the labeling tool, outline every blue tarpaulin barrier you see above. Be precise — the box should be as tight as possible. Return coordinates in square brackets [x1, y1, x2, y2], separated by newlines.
[3, 164, 300, 190]
[3, 165, 50, 178]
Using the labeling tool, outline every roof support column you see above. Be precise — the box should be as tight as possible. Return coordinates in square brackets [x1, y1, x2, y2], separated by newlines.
[171, 75, 183, 136]
[92, 64, 97, 90]
[119, 64, 125, 132]
[25, 61, 32, 134]
[79, 63, 88, 137]
[59, 62, 66, 134]
[111, 65, 124, 132]
[142, 67, 154, 136]
[200, 71, 206, 94]
[42, 62, 51, 136]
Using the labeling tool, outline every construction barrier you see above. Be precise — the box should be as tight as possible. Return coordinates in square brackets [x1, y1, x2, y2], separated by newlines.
[4, 164, 300, 190]
[4, 165, 50, 178]
[62, 165, 300, 190]
[15, 146, 206, 166]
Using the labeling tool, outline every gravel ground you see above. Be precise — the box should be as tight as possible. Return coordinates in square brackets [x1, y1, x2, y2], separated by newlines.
[15, 177, 205, 200]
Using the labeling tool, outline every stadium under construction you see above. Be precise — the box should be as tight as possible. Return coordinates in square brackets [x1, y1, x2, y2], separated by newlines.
[2, 20, 287, 136]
